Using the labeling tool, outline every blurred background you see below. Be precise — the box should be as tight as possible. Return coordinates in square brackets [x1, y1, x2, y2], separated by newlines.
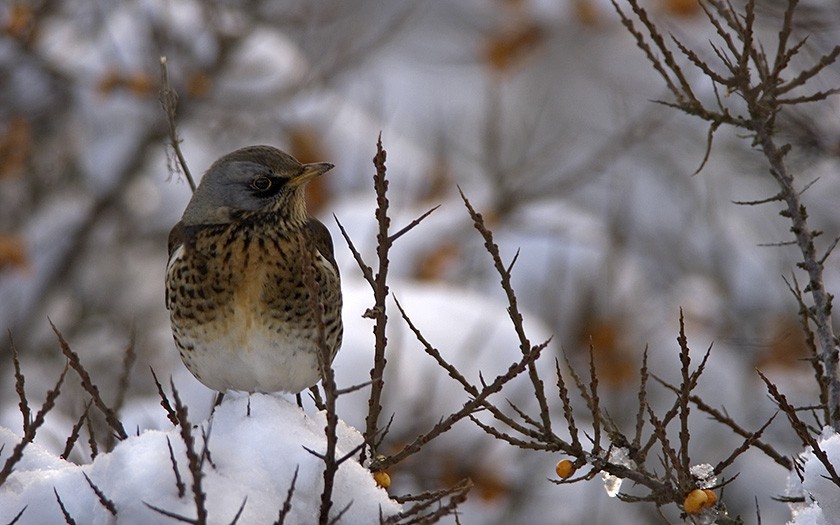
[2, 0, 840, 523]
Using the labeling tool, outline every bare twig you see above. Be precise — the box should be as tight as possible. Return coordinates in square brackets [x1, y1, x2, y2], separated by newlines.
[8, 333, 30, 435]
[172, 381, 207, 524]
[713, 414, 777, 475]
[362, 135, 392, 465]
[0, 363, 68, 487]
[784, 274, 828, 423]
[374, 338, 549, 471]
[143, 502, 200, 524]
[555, 358, 581, 452]
[632, 348, 649, 457]
[759, 371, 840, 488]
[615, 0, 840, 430]
[388, 205, 440, 244]
[151, 368, 179, 426]
[229, 497, 248, 525]
[85, 411, 98, 460]
[159, 56, 195, 192]
[300, 233, 340, 525]
[53, 488, 76, 525]
[654, 377, 792, 470]
[676, 311, 692, 486]
[386, 479, 472, 525]
[112, 334, 137, 416]
[105, 334, 136, 451]
[459, 187, 554, 437]
[50, 320, 128, 441]
[273, 466, 298, 525]
[61, 401, 93, 460]
[166, 436, 186, 498]
[83, 472, 118, 516]
[5, 506, 27, 524]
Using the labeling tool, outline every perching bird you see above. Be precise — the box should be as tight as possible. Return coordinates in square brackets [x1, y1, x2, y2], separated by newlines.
[165, 145, 342, 394]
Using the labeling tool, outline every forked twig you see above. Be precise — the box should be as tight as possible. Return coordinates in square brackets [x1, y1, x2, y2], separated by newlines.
[159, 56, 195, 192]
[50, 320, 127, 441]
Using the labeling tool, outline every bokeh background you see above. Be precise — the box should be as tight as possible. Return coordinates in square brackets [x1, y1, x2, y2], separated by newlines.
[2, 1, 840, 523]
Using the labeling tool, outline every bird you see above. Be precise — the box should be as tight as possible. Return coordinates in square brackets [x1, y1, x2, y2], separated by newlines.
[165, 145, 342, 394]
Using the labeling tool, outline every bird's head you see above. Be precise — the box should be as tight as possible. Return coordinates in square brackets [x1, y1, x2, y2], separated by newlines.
[180, 145, 333, 226]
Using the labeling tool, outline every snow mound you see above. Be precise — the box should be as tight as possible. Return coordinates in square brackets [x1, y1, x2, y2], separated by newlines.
[0, 393, 400, 524]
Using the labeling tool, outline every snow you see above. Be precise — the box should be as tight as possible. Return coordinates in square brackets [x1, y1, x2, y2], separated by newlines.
[0, 394, 400, 524]
[787, 427, 840, 525]
[333, 277, 555, 433]
[690, 463, 717, 489]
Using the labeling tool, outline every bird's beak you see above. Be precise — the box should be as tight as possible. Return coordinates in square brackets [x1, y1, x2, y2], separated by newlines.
[293, 162, 334, 186]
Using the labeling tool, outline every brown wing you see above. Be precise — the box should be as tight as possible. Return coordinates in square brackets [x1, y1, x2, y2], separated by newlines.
[166, 221, 199, 308]
[168, 221, 188, 258]
[305, 218, 338, 274]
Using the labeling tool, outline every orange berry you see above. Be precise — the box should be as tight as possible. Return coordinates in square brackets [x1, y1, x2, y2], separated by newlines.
[702, 489, 717, 508]
[684, 489, 709, 514]
[555, 459, 575, 479]
[373, 471, 391, 490]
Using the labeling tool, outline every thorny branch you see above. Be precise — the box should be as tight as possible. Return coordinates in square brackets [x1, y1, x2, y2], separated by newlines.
[613, 0, 840, 429]
[300, 233, 342, 525]
[362, 136, 391, 465]
[335, 135, 438, 466]
[0, 362, 68, 487]
[50, 321, 128, 441]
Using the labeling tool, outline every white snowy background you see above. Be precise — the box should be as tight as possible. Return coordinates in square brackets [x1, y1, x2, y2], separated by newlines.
[2, 0, 840, 523]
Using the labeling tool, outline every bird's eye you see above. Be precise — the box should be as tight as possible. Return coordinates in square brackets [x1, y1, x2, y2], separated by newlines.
[251, 176, 272, 192]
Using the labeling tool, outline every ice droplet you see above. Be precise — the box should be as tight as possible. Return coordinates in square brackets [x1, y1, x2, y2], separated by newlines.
[603, 472, 623, 497]
[690, 463, 717, 489]
[602, 447, 633, 497]
[609, 446, 633, 467]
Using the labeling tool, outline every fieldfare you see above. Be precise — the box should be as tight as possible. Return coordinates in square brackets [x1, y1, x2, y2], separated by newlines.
[165, 145, 342, 394]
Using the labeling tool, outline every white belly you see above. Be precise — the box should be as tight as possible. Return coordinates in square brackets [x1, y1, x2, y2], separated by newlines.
[179, 326, 322, 393]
